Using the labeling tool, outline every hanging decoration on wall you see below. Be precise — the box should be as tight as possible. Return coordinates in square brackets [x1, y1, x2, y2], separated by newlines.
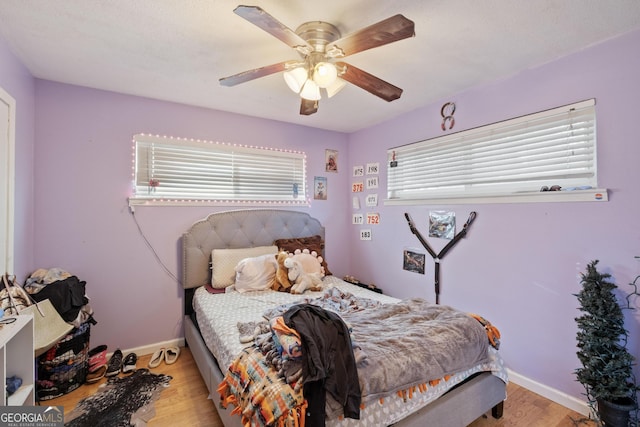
[429, 211, 455, 240]
[405, 211, 476, 304]
[366, 212, 380, 225]
[365, 194, 378, 207]
[440, 102, 456, 131]
[366, 162, 380, 175]
[389, 150, 398, 168]
[360, 229, 372, 240]
[314, 176, 327, 200]
[403, 249, 425, 274]
[325, 149, 338, 172]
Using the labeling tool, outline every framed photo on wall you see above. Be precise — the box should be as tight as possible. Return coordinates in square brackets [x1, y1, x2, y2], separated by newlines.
[325, 149, 338, 172]
[314, 176, 327, 200]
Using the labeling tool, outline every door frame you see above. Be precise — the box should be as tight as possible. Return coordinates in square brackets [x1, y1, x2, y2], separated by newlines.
[0, 85, 16, 275]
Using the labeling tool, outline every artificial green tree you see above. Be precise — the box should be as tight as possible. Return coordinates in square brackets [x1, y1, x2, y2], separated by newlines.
[575, 260, 638, 425]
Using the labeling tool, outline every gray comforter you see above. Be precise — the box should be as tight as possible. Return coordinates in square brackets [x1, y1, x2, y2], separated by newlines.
[342, 297, 490, 400]
[241, 290, 492, 420]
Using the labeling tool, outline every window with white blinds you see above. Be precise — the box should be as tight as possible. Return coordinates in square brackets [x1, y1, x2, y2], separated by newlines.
[131, 134, 307, 205]
[387, 99, 597, 202]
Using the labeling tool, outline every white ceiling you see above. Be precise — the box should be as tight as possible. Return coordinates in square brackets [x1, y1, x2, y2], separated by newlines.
[0, 1, 639, 133]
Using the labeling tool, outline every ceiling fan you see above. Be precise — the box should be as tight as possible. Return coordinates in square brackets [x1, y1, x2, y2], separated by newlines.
[219, 6, 415, 116]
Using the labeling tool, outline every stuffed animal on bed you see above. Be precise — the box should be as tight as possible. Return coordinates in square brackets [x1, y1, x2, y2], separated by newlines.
[272, 251, 293, 292]
[273, 249, 325, 293]
[283, 250, 324, 294]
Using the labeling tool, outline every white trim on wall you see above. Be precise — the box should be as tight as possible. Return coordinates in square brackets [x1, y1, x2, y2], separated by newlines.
[507, 368, 590, 416]
[0, 85, 16, 275]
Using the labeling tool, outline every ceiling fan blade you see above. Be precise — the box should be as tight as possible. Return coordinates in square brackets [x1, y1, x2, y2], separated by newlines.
[234, 6, 312, 52]
[336, 62, 403, 102]
[326, 14, 415, 58]
[219, 61, 291, 87]
[300, 99, 318, 115]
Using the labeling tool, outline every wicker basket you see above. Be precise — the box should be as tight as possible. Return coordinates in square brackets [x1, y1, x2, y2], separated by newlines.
[36, 322, 90, 401]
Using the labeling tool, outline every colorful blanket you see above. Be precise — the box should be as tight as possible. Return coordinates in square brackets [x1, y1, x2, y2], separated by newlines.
[218, 346, 306, 427]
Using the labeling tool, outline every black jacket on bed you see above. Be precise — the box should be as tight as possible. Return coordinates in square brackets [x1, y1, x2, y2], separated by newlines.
[283, 304, 361, 426]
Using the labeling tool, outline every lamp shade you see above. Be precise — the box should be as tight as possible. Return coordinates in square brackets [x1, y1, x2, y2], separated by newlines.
[299, 79, 321, 101]
[283, 67, 308, 93]
[313, 62, 338, 88]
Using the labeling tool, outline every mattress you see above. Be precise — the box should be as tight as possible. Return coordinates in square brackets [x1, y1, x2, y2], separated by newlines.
[193, 275, 508, 425]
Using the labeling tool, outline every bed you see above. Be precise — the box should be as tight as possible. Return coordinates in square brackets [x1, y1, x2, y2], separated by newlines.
[182, 209, 507, 426]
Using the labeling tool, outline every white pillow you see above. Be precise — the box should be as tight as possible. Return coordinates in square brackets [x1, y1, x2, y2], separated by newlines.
[234, 254, 278, 293]
[211, 246, 278, 288]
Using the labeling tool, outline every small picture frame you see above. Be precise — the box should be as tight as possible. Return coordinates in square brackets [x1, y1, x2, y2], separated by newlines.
[314, 176, 327, 200]
[403, 249, 425, 274]
[325, 149, 338, 172]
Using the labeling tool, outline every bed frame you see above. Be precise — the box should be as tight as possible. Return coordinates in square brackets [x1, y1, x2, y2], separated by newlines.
[182, 209, 505, 426]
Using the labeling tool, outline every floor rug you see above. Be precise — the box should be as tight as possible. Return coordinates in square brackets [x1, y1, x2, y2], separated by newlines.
[65, 369, 172, 427]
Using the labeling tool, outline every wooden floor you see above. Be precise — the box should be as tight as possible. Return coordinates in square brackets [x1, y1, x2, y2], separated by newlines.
[45, 347, 594, 426]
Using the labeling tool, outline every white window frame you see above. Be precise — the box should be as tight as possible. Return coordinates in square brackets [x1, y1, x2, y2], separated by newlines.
[386, 99, 608, 205]
[129, 134, 308, 207]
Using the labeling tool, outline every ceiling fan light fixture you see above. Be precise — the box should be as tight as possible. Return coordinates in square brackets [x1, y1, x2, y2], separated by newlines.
[283, 67, 308, 93]
[312, 62, 338, 88]
[325, 77, 347, 98]
[300, 79, 321, 101]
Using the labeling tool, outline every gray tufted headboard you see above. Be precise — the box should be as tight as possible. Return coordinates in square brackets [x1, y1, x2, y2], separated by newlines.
[182, 209, 325, 299]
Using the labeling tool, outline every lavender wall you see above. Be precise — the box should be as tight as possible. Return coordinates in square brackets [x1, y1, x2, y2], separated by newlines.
[347, 29, 640, 401]
[0, 36, 35, 280]
[32, 82, 349, 350]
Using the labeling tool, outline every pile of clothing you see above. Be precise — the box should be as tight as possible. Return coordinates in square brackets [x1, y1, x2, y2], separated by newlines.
[25, 268, 95, 328]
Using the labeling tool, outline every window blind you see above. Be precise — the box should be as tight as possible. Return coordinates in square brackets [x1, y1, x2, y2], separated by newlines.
[132, 134, 306, 204]
[387, 99, 596, 201]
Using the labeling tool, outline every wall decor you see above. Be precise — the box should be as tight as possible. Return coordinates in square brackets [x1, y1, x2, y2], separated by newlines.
[325, 149, 338, 172]
[352, 213, 364, 225]
[314, 176, 327, 200]
[429, 211, 456, 240]
[359, 229, 372, 241]
[352, 181, 364, 192]
[352, 196, 360, 209]
[441, 102, 456, 131]
[366, 162, 380, 175]
[389, 150, 398, 168]
[366, 176, 379, 189]
[405, 211, 477, 304]
[366, 212, 380, 225]
[353, 165, 364, 177]
[403, 249, 425, 274]
[365, 194, 378, 207]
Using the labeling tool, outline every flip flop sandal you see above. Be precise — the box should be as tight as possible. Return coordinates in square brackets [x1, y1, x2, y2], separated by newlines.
[88, 345, 108, 372]
[164, 346, 181, 365]
[121, 353, 138, 374]
[148, 348, 165, 369]
[85, 365, 107, 383]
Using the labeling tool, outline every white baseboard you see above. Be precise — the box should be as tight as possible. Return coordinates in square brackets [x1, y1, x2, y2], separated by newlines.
[106, 338, 185, 360]
[507, 368, 590, 416]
